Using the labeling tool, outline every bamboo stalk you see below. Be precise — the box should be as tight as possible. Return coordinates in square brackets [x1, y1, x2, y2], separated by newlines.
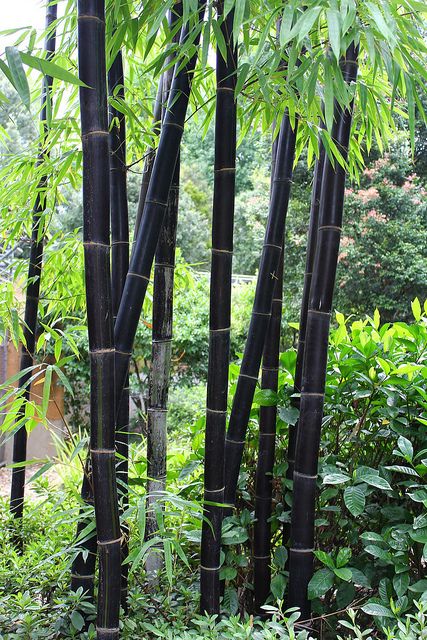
[253, 133, 282, 614]
[288, 44, 358, 620]
[145, 2, 182, 579]
[283, 133, 325, 551]
[10, 0, 58, 537]
[224, 113, 297, 510]
[114, 3, 203, 412]
[108, 48, 130, 611]
[200, 1, 237, 615]
[77, 1, 121, 636]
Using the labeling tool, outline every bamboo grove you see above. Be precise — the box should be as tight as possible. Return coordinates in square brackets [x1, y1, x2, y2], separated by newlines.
[2, 0, 427, 637]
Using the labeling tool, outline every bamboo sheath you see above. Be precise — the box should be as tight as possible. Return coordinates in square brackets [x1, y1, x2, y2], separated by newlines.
[114, 3, 203, 412]
[288, 44, 359, 620]
[10, 1, 58, 529]
[282, 136, 325, 552]
[77, 1, 121, 636]
[146, 3, 182, 577]
[108, 49, 130, 609]
[224, 114, 297, 509]
[253, 136, 282, 614]
[200, 2, 237, 615]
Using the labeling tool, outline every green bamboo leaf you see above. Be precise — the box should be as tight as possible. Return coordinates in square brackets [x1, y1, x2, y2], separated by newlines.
[289, 7, 322, 45]
[163, 538, 173, 586]
[0, 59, 15, 89]
[235, 61, 250, 96]
[232, 0, 246, 46]
[42, 365, 53, 417]
[279, 4, 295, 47]
[27, 461, 54, 484]
[5, 46, 30, 110]
[212, 19, 227, 61]
[326, 9, 341, 60]
[20, 52, 86, 87]
[323, 61, 334, 132]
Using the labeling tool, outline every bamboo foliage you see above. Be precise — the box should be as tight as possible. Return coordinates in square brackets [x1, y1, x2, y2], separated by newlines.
[145, 2, 182, 578]
[224, 113, 297, 510]
[288, 43, 359, 620]
[77, 0, 121, 636]
[10, 0, 58, 534]
[114, 2, 203, 413]
[108, 48, 130, 610]
[200, 1, 237, 616]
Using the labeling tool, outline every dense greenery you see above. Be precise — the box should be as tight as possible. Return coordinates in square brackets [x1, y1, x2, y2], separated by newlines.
[1, 307, 427, 637]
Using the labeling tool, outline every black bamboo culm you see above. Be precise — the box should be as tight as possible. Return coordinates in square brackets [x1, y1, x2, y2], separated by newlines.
[282, 134, 325, 550]
[10, 0, 58, 536]
[108, 49, 130, 610]
[224, 113, 298, 510]
[71, 459, 97, 600]
[253, 137, 282, 615]
[114, 3, 203, 410]
[77, 1, 121, 637]
[288, 44, 358, 620]
[200, 1, 237, 615]
[146, 2, 182, 578]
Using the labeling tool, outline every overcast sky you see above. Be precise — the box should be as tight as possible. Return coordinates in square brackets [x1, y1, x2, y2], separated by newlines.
[1, 2, 45, 49]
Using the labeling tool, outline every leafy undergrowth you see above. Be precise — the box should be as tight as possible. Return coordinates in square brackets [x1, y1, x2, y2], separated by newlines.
[1, 306, 427, 638]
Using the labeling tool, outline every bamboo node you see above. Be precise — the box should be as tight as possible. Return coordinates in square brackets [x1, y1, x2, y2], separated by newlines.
[90, 347, 115, 354]
[204, 486, 225, 493]
[200, 565, 221, 571]
[90, 448, 116, 454]
[98, 537, 122, 546]
[294, 471, 317, 480]
[318, 224, 341, 232]
[211, 248, 233, 255]
[71, 573, 95, 579]
[263, 242, 282, 250]
[215, 167, 236, 173]
[253, 555, 271, 560]
[82, 130, 109, 139]
[308, 309, 331, 317]
[239, 373, 259, 381]
[83, 241, 110, 249]
[78, 14, 105, 25]
[163, 121, 184, 132]
[96, 627, 120, 634]
[253, 311, 270, 317]
[144, 198, 168, 207]
[300, 391, 324, 397]
[128, 271, 150, 282]
[209, 327, 231, 333]
[225, 436, 246, 445]
[115, 349, 132, 356]
[206, 408, 227, 415]
[290, 547, 314, 554]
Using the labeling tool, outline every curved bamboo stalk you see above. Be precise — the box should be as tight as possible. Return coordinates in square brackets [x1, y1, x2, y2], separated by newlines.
[288, 44, 358, 620]
[200, 1, 237, 615]
[114, 4, 203, 412]
[253, 241, 283, 614]
[282, 134, 325, 551]
[223, 113, 298, 510]
[10, 0, 58, 537]
[108, 49, 130, 611]
[145, 2, 182, 579]
[77, 1, 121, 636]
